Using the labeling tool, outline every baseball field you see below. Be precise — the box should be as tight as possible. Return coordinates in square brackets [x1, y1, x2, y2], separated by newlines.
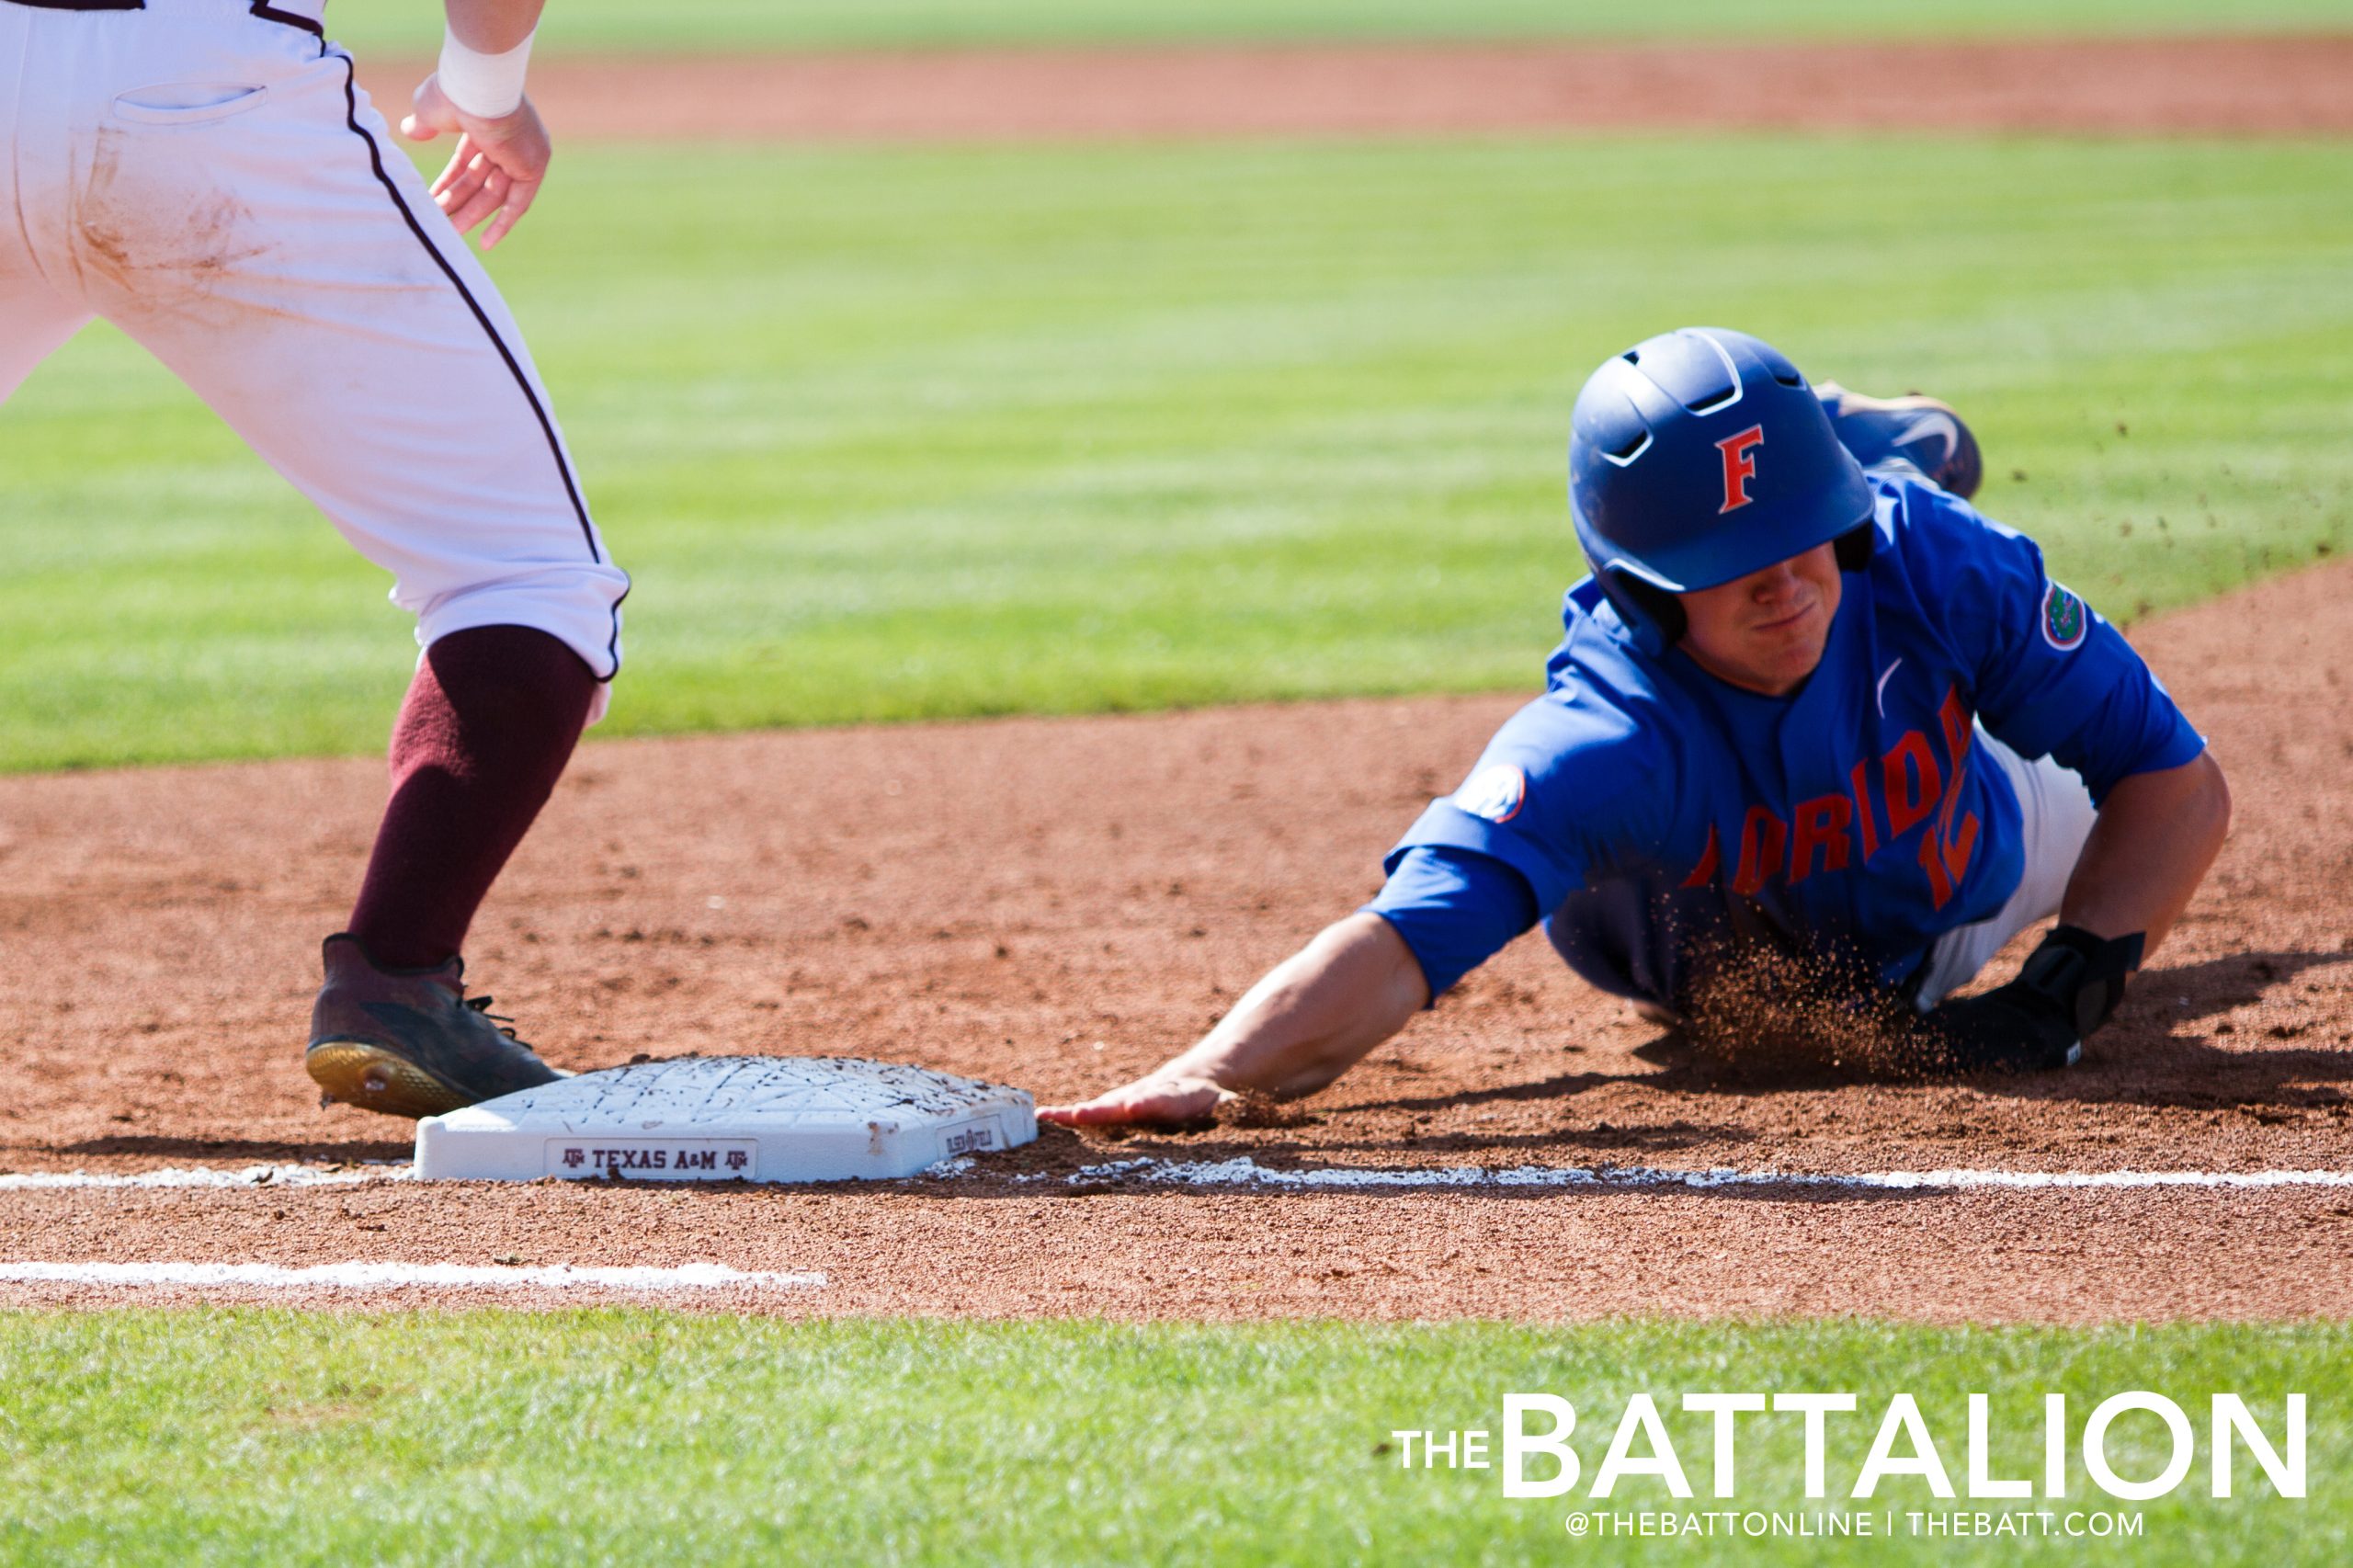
[0, 0, 2348, 1561]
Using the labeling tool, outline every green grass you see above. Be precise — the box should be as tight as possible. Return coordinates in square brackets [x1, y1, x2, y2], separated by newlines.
[327, 0, 2353, 55]
[0, 1312, 2337, 1564]
[4, 135, 2348, 770]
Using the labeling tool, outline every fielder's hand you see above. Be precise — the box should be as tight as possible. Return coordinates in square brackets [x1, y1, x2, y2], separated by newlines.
[402, 76, 551, 250]
[1038, 1072, 1234, 1129]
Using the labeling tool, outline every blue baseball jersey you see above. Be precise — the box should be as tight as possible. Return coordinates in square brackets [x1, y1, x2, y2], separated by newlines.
[1367, 472, 2203, 1009]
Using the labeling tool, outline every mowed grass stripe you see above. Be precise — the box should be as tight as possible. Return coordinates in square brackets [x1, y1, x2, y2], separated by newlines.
[2, 137, 2347, 770]
[0, 1312, 2339, 1565]
[325, 0, 2353, 54]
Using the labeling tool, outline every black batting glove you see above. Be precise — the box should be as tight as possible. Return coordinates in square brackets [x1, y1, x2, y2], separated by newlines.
[1922, 925, 2145, 1074]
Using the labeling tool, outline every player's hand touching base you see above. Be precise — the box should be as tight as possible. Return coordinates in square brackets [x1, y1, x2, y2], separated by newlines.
[1039, 913, 1430, 1130]
[1039, 1072, 1235, 1129]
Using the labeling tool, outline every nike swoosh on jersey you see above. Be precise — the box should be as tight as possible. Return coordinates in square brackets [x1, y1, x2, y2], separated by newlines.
[1876, 657, 1904, 717]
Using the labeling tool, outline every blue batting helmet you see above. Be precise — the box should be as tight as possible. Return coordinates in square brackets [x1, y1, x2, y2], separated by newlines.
[1568, 327, 1875, 651]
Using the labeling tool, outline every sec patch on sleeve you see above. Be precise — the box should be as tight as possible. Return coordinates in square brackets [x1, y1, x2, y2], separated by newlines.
[2040, 581, 2089, 651]
[1452, 764, 1528, 824]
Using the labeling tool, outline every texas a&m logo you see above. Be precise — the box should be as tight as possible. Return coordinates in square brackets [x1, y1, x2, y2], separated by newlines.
[1681, 685, 1983, 910]
[1716, 424, 1766, 513]
[549, 1141, 755, 1178]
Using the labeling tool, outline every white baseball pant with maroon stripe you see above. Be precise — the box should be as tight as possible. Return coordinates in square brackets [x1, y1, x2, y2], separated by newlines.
[0, 0, 627, 712]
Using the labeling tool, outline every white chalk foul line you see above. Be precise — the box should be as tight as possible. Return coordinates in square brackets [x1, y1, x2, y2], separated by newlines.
[9, 1157, 2350, 1198]
[0, 1261, 824, 1291]
[1063, 1156, 2353, 1194]
[0, 1164, 404, 1191]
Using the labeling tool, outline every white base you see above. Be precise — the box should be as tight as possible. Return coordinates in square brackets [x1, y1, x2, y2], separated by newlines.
[412, 1055, 1036, 1184]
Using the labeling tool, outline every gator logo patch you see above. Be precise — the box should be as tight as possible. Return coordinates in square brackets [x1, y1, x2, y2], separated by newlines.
[2040, 581, 2088, 652]
[1453, 764, 1527, 824]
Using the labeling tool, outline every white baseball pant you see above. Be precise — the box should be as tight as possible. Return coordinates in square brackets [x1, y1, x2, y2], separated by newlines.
[0, 0, 628, 713]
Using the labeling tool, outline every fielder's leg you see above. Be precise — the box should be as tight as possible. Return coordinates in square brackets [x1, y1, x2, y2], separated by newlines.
[303, 622, 600, 1116]
[0, 292, 86, 408]
[33, 9, 627, 1114]
[0, 6, 95, 403]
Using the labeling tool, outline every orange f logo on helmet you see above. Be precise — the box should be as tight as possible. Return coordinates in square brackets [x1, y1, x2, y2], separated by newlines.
[1716, 424, 1766, 513]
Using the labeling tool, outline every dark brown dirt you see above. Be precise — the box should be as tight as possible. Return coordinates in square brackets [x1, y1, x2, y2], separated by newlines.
[0, 562, 2347, 1320]
[352, 37, 2353, 142]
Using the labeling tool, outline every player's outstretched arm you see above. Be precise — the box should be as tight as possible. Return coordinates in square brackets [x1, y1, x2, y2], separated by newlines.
[1038, 913, 1430, 1129]
[1925, 749, 2231, 1072]
[2059, 749, 2232, 956]
[404, 0, 554, 250]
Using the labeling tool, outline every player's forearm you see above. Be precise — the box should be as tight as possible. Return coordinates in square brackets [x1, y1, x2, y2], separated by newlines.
[444, 0, 545, 53]
[2059, 750, 2232, 957]
[1159, 913, 1430, 1100]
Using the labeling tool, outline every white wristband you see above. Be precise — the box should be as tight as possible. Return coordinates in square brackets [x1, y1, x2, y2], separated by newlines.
[437, 26, 536, 119]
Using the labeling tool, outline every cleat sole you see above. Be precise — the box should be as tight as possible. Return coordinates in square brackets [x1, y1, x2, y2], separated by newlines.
[305, 1040, 472, 1119]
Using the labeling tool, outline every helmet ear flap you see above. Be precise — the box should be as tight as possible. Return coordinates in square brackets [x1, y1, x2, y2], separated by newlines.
[1834, 523, 1876, 573]
[1608, 573, 1687, 645]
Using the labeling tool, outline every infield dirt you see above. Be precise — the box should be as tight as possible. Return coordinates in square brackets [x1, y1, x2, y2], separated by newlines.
[355, 36, 2353, 141]
[0, 561, 2346, 1319]
[5, 33, 2347, 1317]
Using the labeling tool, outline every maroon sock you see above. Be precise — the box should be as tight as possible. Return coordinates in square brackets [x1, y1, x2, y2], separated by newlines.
[345, 626, 598, 970]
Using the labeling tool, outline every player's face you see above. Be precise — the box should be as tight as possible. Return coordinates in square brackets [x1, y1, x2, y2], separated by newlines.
[1674, 542, 1843, 697]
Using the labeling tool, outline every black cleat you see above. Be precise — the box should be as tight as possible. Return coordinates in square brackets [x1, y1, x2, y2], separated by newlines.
[305, 934, 561, 1119]
[1817, 381, 1984, 500]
